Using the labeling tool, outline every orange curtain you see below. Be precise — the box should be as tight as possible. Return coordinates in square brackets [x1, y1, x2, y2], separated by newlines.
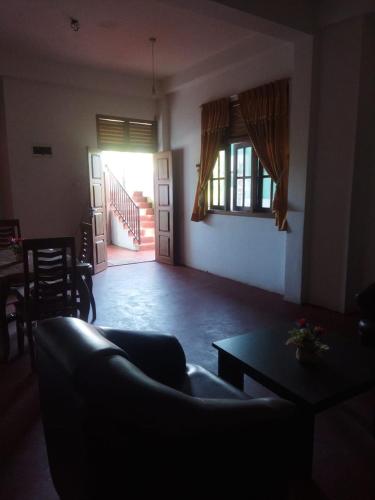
[238, 79, 289, 230]
[191, 98, 229, 222]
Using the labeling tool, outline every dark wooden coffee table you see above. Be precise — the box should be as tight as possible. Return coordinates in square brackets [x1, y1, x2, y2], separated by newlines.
[213, 328, 375, 476]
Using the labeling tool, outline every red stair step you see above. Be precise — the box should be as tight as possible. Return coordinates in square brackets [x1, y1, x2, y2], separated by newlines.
[136, 202, 153, 209]
[140, 214, 154, 222]
[140, 220, 155, 228]
[140, 236, 155, 244]
[139, 207, 154, 216]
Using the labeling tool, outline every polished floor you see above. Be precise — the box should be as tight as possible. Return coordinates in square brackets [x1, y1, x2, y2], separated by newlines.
[107, 244, 155, 266]
[0, 262, 374, 500]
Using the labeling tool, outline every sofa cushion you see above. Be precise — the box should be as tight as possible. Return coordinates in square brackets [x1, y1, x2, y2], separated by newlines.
[181, 363, 250, 399]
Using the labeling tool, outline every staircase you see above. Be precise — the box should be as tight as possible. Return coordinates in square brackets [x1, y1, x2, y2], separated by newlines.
[108, 168, 155, 252]
[132, 191, 155, 251]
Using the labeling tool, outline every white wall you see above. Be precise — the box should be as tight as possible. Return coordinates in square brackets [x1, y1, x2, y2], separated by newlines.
[345, 14, 375, 307]
[305, 17, 363, 312]
[168, 44, 293, 294]
[2, 77, 156, 240]
[110, 211, 137, 250]
[0, 79, 13, 218]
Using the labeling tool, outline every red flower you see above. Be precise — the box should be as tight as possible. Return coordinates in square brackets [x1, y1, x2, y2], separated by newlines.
[296, 318, 307, 327]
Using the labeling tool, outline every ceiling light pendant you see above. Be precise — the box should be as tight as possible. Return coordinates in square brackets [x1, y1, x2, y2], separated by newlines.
[149, 37, 157, 97]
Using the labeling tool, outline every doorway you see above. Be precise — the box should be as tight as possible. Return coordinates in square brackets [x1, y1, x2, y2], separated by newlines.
[102, 151, 155, 266]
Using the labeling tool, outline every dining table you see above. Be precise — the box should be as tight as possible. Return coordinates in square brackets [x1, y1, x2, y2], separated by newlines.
[0, 248, 94, 362]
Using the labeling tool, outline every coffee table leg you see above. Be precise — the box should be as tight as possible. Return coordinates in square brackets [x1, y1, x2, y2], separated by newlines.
[299, 411, 315, 479]
[218, 351, 244, 390]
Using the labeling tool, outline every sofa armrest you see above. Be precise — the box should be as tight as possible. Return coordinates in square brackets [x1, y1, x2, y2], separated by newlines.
[80, 353, 297, 443]
[97, 327, 187, 389]
[78, 354, 300, 497]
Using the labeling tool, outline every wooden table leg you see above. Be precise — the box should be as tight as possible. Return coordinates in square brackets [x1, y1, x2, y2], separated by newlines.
[297, 411, 315, 480]
[218, 351, 244, 390]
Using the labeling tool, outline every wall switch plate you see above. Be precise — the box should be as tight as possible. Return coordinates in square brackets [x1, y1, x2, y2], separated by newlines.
[32, 145, 52, 156]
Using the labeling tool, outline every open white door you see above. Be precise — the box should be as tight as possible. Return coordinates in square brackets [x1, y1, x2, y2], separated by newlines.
[88, 149, 108, 274]
[153, 151, 174, 265]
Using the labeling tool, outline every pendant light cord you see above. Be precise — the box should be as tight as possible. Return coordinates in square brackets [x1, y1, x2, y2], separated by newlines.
[149, 37, 156, 96]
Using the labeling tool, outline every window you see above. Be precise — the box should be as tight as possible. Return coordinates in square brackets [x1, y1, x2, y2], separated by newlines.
[96, 115, 157, 153]
[208, 101, 276, 215]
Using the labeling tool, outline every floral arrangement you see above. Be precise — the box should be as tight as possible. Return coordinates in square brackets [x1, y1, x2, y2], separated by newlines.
[286, 318, 329, 354]
[9, 237, 23, 256]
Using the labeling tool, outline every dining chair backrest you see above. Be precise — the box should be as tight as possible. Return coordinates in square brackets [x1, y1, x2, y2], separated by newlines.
[79, 222, 93, 264]
[0, 219, 21, 249]
[22, 237, 78, 319]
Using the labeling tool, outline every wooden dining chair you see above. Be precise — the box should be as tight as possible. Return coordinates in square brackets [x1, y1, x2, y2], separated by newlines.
[0, 219, 22, 344]
[16, 237, 78, 364]
[78, 222, 96, 322]
[0, 219, 21, 249]
[79, 222, 93, 264]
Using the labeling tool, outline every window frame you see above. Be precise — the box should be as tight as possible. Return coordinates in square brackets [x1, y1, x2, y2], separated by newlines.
[96, 114, 157, 153]
[209, 150, 226, 210]
[232, 142, 254, 212]
[208, 138, 275, 217]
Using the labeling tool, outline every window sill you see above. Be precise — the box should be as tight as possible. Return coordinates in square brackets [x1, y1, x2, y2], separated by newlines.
[207, 209, 274, 219]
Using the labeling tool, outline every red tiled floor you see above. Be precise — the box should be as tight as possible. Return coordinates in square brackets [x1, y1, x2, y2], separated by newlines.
[107, 244, 155, 266]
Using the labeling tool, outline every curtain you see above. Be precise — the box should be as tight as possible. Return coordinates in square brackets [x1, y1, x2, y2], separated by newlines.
[238, 79, 289, 230]
[191, 98, 229, 222]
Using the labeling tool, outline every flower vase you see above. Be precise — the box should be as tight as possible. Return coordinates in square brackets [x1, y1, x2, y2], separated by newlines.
[296, 347, 318, 364]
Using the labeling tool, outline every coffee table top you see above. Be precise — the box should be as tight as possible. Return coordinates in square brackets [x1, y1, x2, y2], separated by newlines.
[213, 329, 375, 412]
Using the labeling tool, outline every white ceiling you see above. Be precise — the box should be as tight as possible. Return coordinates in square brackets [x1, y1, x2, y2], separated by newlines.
[0, 0, 262, 79]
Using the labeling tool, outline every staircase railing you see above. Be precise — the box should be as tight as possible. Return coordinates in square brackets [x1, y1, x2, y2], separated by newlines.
[107, 170, 141, 243]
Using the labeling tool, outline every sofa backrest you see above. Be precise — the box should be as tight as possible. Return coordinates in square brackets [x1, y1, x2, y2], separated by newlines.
[36, 318, 197, 499]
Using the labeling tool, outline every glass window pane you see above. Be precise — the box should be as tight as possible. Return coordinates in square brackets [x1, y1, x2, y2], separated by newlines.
[219, 150, 225, 178]
[262, 178, 272, 208]
[230, 146, 234, 210]
[213, 180, 219, 206]
[230, 144, 235, 176]
[219, 180, 225, 206]
[236, 179, 243, 207]
[230, 171, 234, 211]
[213, 158, 219, 178]
[244, 178, 251, 207]
[245, 147, 252, 176]
[237, 148, 243, 177]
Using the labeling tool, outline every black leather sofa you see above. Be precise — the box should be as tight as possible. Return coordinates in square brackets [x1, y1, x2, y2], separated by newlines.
[35, 317, 302, 500]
